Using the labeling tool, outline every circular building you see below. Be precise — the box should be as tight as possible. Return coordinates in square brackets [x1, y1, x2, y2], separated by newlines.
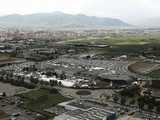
[98, 73, 134, 87]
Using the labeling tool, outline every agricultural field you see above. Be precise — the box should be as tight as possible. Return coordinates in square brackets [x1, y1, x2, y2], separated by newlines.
[58, 34, 160, 59]
[62, 33, 160, 46]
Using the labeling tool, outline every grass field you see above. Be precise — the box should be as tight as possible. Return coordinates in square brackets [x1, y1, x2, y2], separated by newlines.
[60, 34, 160, 58]
[18, 88, 71, 114]
[63, 34, 160, 46]
[147, 69, 160, 79]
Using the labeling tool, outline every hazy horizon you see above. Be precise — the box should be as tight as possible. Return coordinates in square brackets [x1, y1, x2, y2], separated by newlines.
[0, 0, 160, 25]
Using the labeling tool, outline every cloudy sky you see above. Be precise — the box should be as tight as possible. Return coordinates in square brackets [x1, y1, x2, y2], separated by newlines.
[0, 0, 159, 24]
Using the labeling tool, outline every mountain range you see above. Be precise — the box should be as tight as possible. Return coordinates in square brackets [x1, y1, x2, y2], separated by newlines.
[0, 12, 129, 28]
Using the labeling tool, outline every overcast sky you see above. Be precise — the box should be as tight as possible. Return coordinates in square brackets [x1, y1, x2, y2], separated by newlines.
[0, 0, 160, 24]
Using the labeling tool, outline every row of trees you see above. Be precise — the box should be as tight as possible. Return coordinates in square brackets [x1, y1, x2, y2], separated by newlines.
[0, 69, 64, 89]
[44, 70, 67, 80]
[0, 70, 36, 89]
[112, 94, 160, 113]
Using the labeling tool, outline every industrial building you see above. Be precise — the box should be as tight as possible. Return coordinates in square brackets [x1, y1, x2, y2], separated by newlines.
[54, 100, 116, 120]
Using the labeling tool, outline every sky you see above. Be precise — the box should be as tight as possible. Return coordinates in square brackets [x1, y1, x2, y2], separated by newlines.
[0, 0, 160, 24]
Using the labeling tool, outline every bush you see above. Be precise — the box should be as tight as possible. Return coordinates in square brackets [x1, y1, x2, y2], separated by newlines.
[49, 88, 58, 94]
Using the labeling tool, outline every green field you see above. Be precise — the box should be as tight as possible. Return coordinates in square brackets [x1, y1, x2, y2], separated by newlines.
[61, 34, 160, 58]
[147, 69, 160, 79]
[63, 34, 160, 46]
[18, 88, 71, 114]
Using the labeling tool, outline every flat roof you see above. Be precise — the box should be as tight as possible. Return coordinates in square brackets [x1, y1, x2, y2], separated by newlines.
[98, 73, 133, 82]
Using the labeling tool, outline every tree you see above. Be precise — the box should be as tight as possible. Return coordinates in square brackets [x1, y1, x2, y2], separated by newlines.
[120, 96, 126, 105]
[49, 80, 54, 86]
[137, 97, 145, 110]
[156, 105, 160, 113]
[147, 103, 154, 111]
[40, 80, 45, 86]
[43, 81, 49, 86]
[60, 71, 66, 80]
[49, 80, 58, 86]
[58, 81, 62, 86]
[105, 95, 110, 101]
[23, 82, 36, 89]
[113, 95, 119, 103]
[2, 92, 6, 97]
[46, 71, 53, 77]
[49, 88, 58, 94]
[30, 76, 39, 84]
[30, 65, 37, 72]
[129, 99, 135, 105]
